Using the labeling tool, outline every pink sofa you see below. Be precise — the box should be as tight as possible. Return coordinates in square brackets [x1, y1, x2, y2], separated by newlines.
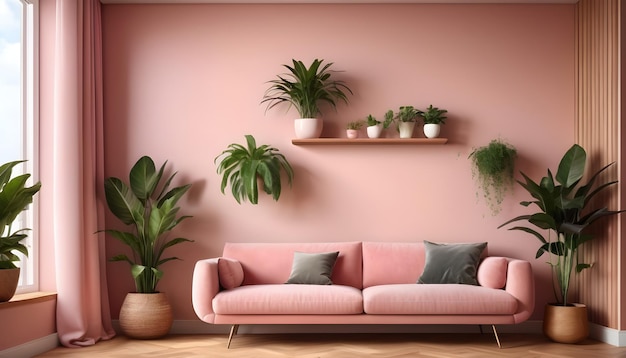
[192, 241, 534, 348]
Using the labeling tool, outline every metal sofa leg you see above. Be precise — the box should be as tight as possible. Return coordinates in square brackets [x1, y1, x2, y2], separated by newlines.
[492, 325, 502, 349]
[227, 324, 239, 349]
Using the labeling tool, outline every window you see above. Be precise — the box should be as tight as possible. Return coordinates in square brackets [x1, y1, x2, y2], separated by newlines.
[0, 0, 39, 293]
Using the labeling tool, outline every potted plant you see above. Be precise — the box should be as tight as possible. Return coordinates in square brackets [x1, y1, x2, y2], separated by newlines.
[261, 59, 353, 139]
[418, 104, 448, 138]
[0, 160, 41, 302]
[498, 144, 624, 343]
[215, 134, 294, 204]
[101, 155, 193, 339]
[395, 106, 420, 138]
[469, 139, 517, 216]
[365, 111, 394, 139]
[346, 120, 365, 139]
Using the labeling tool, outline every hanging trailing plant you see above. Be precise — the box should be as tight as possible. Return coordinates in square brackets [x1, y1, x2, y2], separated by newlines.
[469, 139, 517, 215]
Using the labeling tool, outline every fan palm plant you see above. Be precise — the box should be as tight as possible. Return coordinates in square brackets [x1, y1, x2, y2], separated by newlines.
[261, 59, 352, 119]
[215, 135, 294, 205]
[498, 144, 624, 306]
[102, 156, 193, 293]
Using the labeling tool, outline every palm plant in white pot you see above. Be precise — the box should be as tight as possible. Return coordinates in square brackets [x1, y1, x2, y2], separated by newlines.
[261, 59, 353, 139]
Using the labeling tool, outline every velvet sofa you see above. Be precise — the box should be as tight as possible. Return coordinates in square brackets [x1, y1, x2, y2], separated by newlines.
[191, 241, 535, 348]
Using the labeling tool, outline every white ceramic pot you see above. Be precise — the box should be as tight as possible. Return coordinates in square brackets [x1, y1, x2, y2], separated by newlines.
[367, 124, 383, 138]
[346, 129, 359, 139]
[398, 122, 415, 139]
[294, 118, 323, 139]
[423, 123, 441, 138]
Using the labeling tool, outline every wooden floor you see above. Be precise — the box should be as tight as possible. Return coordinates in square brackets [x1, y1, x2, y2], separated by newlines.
[36, 333, 626, 357]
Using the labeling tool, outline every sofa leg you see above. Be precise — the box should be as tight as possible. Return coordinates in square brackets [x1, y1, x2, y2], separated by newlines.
[227, 324, 239, 349]
[491, 325, 502, 349]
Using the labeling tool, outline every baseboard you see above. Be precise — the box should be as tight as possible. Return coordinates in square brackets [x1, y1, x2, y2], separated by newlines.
[0, 334, 58, 358]
[589, 323, 626, 347]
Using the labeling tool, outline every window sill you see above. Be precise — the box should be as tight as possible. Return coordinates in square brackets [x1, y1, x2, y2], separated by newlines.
[0, 292, 57, 310]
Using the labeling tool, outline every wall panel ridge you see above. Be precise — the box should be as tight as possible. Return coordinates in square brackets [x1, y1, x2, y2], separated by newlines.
[575, 0, 621, 330]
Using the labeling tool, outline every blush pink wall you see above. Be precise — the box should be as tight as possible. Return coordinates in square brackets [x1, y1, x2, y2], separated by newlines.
[101, 3, 575, 322]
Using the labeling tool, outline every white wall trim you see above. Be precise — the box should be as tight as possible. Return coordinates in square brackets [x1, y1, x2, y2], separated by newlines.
[0, 334, 58, 358]
[589, 323, 626, 347]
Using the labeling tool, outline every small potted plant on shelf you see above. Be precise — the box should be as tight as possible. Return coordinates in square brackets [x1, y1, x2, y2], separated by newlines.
[498, 144, 625, 344]
[261, 59, 353, 139]
[215, 134, 294, 204]
[468, 139, 517, 216]
[101, 155, 193, 339]
[418, 104, 448, 138]
[395, 106, 420, 138]
[0, 160, 41, 302]
[365, 115, 382, 138]
[346, 120, 365, 139]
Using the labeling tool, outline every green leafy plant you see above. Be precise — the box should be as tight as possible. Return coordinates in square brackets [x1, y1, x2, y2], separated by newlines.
[346, 120, 365, 130]
[383, 110, 395, 129]
[215, 135, 294, 205]
[365, 114, 380, 127]
[469, 139, 517, 215]
[261, 59, 353, 119]
[395, 106, 420, 123]
[418, 104, 448, 124]
[498, 144, 624, 306]
[0, 160, 41, 269]
[101, 156, 193, 293]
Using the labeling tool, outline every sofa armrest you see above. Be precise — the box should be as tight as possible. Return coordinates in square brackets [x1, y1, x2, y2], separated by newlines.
[504, 258, 535, 323]
[192, 258, 220, 324]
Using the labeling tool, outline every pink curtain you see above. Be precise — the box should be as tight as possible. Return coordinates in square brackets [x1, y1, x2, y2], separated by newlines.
[52, 0, 115, 347]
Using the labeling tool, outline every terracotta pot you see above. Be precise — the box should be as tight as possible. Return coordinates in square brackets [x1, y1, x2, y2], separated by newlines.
[0, 268, 20, 302]
[119, 292, 173, 339]
[543, 303, 589, 343]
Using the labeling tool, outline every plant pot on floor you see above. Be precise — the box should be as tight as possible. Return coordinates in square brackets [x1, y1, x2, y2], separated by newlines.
[294, 118, 323, 139]
[543, 303, 589, 344]
[119, 292, 173, 339]
[0, 268, 20, 302]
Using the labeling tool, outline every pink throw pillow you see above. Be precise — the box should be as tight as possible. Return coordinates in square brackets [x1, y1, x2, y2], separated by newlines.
[218, 257, 244, 289]
[477, 257, 508, 289]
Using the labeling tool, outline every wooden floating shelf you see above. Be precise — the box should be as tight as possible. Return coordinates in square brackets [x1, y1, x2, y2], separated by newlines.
[292, 138, 449, 145]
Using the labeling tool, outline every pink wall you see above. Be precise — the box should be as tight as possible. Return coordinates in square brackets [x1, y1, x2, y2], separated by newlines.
[101, 3, 576, 322]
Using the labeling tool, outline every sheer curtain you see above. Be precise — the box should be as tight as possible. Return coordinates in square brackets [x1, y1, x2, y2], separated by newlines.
[52, 0, 115, 347]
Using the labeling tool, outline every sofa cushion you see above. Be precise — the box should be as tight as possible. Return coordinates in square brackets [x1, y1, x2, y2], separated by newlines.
[362, 242, 426, 288]
[222, 242, 363, 288]
[286, 251, 339, 285]
[213, 284, 363, 315]
[477, 257, 508, 289]
[418, 241, 487, 285]
[218, 258, 244, 289]
[363, 284, 517, 315]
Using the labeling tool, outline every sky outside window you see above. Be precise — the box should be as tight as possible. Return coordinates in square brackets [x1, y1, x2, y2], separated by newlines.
[0, 0, 22, 164]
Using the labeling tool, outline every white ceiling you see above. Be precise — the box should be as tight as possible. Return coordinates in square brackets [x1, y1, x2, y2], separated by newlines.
[100, 0, 578, 4]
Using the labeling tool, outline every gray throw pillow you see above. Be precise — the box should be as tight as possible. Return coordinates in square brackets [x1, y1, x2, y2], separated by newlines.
[417, 241, 487, 285]
[285, 251, 340, 285]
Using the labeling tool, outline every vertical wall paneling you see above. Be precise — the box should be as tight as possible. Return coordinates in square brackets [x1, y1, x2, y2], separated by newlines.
[575, 0, 620, 329]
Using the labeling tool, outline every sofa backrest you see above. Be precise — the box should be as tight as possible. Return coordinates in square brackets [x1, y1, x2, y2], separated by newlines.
[362, 242, 489, 288]
[222, 242, 363, 289]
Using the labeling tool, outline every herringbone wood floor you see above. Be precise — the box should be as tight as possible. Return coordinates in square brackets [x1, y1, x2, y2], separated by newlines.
[36, 333, 626, 357]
